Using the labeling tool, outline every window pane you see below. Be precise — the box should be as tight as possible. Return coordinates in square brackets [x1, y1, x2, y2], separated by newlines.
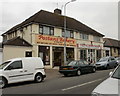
[50, 28, 54, 35]
[66, 30, 70, 38]
[39, 26, 43, 34]
[8, 61, 22, 69]
[43, 26, 50, 35]
[70, 31, 74, 38]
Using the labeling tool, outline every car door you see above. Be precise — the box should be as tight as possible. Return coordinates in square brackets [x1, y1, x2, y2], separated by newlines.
[110, 57, 117, 67]
[78, 60, 88, 73]
[4, 60, 24, 83]
[82, 60, 92, 72]
[108, 57, 115, 68]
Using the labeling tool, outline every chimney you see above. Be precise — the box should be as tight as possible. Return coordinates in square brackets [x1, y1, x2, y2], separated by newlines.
[54, 8, 62, 15]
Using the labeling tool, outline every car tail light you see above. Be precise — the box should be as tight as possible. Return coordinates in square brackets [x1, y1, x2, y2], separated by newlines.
[68, 68, 74, 70]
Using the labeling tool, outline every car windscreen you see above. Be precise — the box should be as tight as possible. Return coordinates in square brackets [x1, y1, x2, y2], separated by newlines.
[112, 66, 120, 79]
[0, 61, 11, 69]
[99, 57, 108, 62]
[67, 61, 77, 66]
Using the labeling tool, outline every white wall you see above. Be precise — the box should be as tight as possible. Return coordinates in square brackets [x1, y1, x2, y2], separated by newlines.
[3, 45, 32, 62]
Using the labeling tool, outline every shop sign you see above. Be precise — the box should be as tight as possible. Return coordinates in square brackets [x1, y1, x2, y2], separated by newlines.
[77, 44, 102, 49]
[104, 47, 110, 50]
[36, 35, 76, 47]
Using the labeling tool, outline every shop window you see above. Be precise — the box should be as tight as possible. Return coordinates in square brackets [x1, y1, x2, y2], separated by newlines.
[96, 50, 101, 61]
[39, 46, 50, 65]
[80, 50, 87, 61]
[39, 25, 54, 35]
[114, 48, 116, 53]
[106, 50, 110, 56]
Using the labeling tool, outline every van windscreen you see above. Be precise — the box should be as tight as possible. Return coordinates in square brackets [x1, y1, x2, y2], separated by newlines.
[0, 61, 11, 69]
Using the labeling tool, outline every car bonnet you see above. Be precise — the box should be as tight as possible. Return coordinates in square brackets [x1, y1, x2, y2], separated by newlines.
[92, 77, 119, 94]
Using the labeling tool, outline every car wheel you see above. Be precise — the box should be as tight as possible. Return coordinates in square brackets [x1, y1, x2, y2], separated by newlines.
[76, 70, 81, 76]
[106, 65, 110, 69]
[92, 67, 96, 73]
[35, 74, 43, 83]
[0, 78, 7, 88]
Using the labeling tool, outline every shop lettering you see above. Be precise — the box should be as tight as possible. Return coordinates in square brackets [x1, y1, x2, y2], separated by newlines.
[36, 35, 76, 47]
[78, 44, 102, 49]
[38, 35, 75, 44]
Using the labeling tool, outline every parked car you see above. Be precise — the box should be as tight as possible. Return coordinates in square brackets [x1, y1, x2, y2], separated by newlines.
[0, 57, 46, 88]
[115, 57, 120, 64]
[59, 60, 96, 77]
[92, 64, 120, 95]
[95, 56, 118, 69]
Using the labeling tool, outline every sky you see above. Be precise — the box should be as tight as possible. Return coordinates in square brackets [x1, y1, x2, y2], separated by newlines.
[0, 0, 119, 42]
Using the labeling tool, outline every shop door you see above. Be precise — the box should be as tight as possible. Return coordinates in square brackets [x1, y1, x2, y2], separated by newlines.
[54, 52, 62, 66]
[80, 49, 87, 61]
[88, 49, 95, 63]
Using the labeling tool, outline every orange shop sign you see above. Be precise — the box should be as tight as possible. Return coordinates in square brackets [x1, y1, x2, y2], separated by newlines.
[36, 35, 76, 47]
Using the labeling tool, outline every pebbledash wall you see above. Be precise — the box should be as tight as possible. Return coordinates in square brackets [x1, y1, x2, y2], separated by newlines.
[2, 9, 104, 68]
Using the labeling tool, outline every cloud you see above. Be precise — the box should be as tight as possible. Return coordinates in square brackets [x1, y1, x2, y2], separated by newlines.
[0, 1, 118, 42]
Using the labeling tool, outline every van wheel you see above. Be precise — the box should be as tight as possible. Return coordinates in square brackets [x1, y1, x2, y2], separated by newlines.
[0, 78, 7, 88]
[35, 74, 43, 83]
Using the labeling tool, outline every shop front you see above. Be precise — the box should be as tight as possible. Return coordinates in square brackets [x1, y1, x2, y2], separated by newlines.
[77, 43, 103, 64]
[36, 34, 76, 68]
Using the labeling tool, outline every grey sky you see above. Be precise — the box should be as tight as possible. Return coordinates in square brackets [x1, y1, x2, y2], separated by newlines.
[0, 0, 119, 42]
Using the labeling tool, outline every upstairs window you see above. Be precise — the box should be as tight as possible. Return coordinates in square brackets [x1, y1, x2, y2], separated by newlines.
[39, 25, 54, 35]
[80, 33, 89, 40]
[94, 36, 100, 42]
[62, 29, 74, 38]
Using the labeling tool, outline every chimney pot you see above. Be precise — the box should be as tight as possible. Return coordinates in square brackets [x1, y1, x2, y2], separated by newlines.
[54, 8, 62, 15]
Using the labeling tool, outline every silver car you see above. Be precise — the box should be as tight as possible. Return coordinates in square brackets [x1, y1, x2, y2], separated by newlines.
[92, 64, 120, 95]
[95, 56, 118, 69]
[115, 57, 120, 64]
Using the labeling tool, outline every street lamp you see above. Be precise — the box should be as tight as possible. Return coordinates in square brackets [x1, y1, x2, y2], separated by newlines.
[64, 0, 76, 65]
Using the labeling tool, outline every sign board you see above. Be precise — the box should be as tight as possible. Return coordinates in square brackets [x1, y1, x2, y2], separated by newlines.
[77, 44, 102, 49]
[36, 35, 76, 47]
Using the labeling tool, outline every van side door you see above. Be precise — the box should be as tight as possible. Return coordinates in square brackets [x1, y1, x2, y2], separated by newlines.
[4, 60, 24, 83]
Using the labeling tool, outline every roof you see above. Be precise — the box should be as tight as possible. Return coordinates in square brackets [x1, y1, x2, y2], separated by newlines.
[2, 10, 104, 37]
[104, 38, 120, 48]
[3, 37, 32, 47]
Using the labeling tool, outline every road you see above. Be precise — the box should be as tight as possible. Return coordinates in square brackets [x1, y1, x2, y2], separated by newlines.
[2, 69, 114, 95]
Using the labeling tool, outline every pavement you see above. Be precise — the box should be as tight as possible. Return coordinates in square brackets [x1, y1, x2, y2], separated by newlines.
[45, 68, 61, 80]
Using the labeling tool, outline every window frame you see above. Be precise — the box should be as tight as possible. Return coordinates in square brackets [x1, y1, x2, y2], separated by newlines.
[80, 33, 89, 40]
[62, 29, 74, 38]
[39, 25, 54, 35]
[5, 60, 23, 70]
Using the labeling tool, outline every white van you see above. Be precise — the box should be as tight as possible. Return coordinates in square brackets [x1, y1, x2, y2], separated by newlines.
[0, 57, 46, 88]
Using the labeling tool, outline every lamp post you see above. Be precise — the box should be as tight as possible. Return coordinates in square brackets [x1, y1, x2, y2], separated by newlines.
[64, 0, 76, 65]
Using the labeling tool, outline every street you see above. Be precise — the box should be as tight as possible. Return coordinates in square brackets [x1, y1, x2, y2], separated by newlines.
[2, 69, 114, 95]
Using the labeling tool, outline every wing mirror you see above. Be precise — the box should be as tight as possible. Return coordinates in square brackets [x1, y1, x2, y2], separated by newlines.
[109, 72, 113, 76]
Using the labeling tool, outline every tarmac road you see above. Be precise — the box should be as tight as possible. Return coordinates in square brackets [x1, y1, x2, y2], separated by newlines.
[2, 68, 114, 95]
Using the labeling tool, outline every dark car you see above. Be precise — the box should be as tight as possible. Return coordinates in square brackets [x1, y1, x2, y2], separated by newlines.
[59, 60, 96, 76]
